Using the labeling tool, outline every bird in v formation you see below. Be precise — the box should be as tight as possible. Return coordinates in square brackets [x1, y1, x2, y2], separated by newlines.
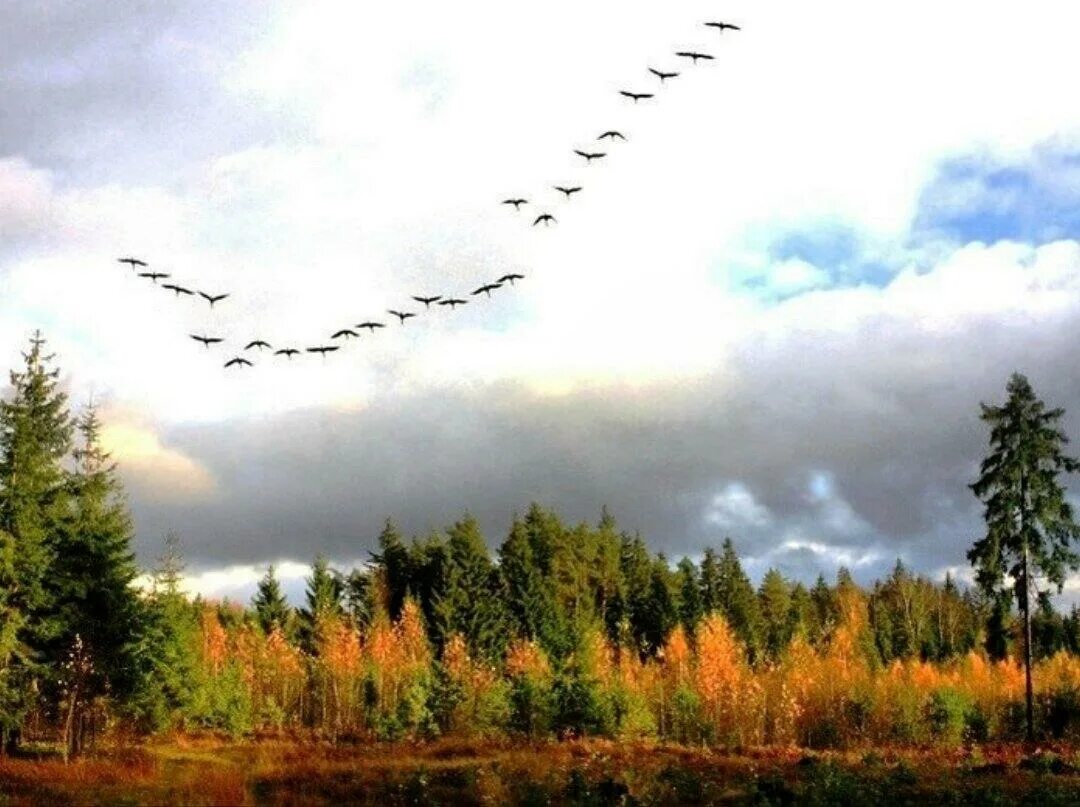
[121, 18, 734, 370]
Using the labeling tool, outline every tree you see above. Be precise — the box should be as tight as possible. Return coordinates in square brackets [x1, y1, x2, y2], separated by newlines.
[369, 519, 410, 620]
[298, 555, 342, 655]
[49, 405, 142, 756]
[969, 372, 1080, 741]
[435, 514, 508, 660]
[253, 564, 292, 636]
[499, 509, 564, 657]
[758, 568, 793, 659]
[676, 557, 703, 638]
[0, 332, 74, 751]
[714, 538, 762, 661]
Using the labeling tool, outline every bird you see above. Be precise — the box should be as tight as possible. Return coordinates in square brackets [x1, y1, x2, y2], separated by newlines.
[388, 310, 416, 325]
[705, 21, 741, 32]
[555, 186, 582, 199]
[439, 298, 468, 309]
[245, 339, 272, 351]
[412, 295, 442, 308]
[574, 149, 606, 163]
[306, 345, 339, 357]
[199, 291, 229, 308]
[162, 283, 194, 297]
[332, 328, 359, 340]
[676, 51, 714, 64]
[620, 90, 654, 103]
[533, 213, 557, 227]
[649, 67, 679, 83]
[502, 198, 528, 210]
[224, 357, 253, 369]
[498, 273, 525, 285]
[190, 334, 224, 349]
[137, 272, 169, 283]
[598, 131, 626, 141]
[356, 321, 385, 333]
[275, 348, 300, 359]
[472, 283, 502, 298]
[118, 257, 148, 269]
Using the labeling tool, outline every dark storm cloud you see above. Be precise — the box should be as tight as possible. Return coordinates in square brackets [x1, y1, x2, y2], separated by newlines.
[0, 1, 301, 182]
[123, 293, 1080, 586]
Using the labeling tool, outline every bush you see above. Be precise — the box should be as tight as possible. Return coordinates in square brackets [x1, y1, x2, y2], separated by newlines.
[1040, 686, 1080, 741]
[926, 687, 973, 746]
[508, 675, 553, 738]
[550, 670, 613, 738]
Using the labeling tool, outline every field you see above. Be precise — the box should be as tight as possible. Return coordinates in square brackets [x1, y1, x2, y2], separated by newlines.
[3, 736, 1080, 805]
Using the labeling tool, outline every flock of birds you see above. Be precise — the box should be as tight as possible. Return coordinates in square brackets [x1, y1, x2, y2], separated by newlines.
[116, 20, 740, 371]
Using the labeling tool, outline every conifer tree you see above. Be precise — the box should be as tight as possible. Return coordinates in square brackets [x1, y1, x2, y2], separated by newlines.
[253, 564, 291, 635]
[435, 514, 507, 660]
[758, 568, 793, 659]
[676, 557, 703, 638]
[500, 510, 563, 656]
[49, 405, 142, 755]
[715, 538, 762, 660]
[0, 332, 74, 750]
[969, 372, 1080, 740]
[369, 519, 410, 620]
[298, 554, 342, 654]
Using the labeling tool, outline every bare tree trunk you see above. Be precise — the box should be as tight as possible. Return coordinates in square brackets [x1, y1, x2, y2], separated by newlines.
[1022, 541, 1035, 743]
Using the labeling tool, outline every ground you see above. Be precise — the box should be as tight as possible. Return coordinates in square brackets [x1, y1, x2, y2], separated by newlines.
[2, 736, 1080, 805]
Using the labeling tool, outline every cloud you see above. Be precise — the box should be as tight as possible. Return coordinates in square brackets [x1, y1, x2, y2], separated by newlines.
[100, 415, 216, 501]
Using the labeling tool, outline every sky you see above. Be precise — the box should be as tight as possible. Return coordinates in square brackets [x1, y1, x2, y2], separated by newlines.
[3, 1, 1080, 604]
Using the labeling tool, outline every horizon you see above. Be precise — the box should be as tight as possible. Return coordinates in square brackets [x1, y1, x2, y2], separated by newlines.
[4, 0, 1080, 606]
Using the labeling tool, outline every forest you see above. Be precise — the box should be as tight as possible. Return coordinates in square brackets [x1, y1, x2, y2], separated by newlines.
[3, 334, 1080, 803]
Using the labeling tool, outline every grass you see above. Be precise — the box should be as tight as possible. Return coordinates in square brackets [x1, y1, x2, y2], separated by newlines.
[2, 736, 1080, 805]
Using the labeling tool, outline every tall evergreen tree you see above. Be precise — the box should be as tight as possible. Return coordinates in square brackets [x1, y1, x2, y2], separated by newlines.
[369, 519, 410, 620]
[676, 557, 703, 638]
[252, 564, 292, 635]
[0, 332, 74, 751]
[500, 509, 564, 657]
[715, 538, 762, 660]
[969, 372, 1080, 740]
[298, 555, 342, 654]
[435, 514, 507, 659]
[49, 406, 142, 755]
[758, 568, 793, 659]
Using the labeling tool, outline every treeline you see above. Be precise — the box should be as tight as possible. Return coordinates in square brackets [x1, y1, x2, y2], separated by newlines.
[3, 334, 1080, 757]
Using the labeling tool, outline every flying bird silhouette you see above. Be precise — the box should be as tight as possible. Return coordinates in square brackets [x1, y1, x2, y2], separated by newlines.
[245, 340, 272, 351]
[533, 213, 556, 227]
[619, 91, 654, 103]
[162, 283, 194, 297]
[412, 295, 442, 308]
[388, 310, 416, 325]
[497, 273, 525, 285]
[356, 321, 385, 333]
[274, 348, 300, 359]
[190, 334, 224, 348]
[118, 257, 148, 269]
[705, 21, 741, 32]
[502, 198, 528, 210]
[598, 131, 626, 141]
[306, 346, 339, 357]
[137, 272, 169, 283]
[472, 283, 502, 298]
[438, 298, 468, 309]
[574, 149, 606, 163]
[555, 186, 582, 199]
[224, 357, 253, 369]
[332, 329, 359, 340]
[676, 51, 714, 64]
[199, 291, 229, 308]
[649, 67, 679, 82]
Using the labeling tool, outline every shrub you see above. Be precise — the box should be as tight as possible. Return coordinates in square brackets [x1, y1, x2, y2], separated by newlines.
[926, 687, 973, 746]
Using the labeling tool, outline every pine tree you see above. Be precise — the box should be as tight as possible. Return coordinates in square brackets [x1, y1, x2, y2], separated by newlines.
[298, 554, 342, 655]
[253, 564, 291, 635]
[369, 519, 410, 620]
[0, 332, 74, 751]
[435, 514, 508, 660]
[715, 538, 762, 661]
[500, 510, 564, 657]
[969, 372, 1080, 740]
[676, 557, 703, 638]
[758, 568, 793, 659]
[48, 405, 142, 755]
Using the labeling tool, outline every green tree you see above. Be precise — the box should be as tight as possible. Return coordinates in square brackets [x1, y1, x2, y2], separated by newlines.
[0, 332, 74, 751]
[758, 568, 793, 659]
[969, 372, 1080, 740]
[676, 557, 703, 638]
[369, 519, 410, 620]
[715, 538, 762, 661]
[298, 554, 342, 654]
[435, 514, 508, 660]
[49, 406, 142, 756]
[500, 509, 563, 656]
[252, 564, 292, 635]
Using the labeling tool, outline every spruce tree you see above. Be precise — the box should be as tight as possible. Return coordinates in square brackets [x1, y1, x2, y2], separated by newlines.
[253, 564, 292, 635]
[715, 538, 763, 661]
[298, 554, 342, 654]
[969, 372, 1080, 741]
[758, 568, 793, 659]
[369, 519, 410, 620]
[676, 557, 703, 638]
[435, 514, 507, 660]
[0, 332, 74, 750]
[500, 511, 563, 657]
[49, 405, 142, 755]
